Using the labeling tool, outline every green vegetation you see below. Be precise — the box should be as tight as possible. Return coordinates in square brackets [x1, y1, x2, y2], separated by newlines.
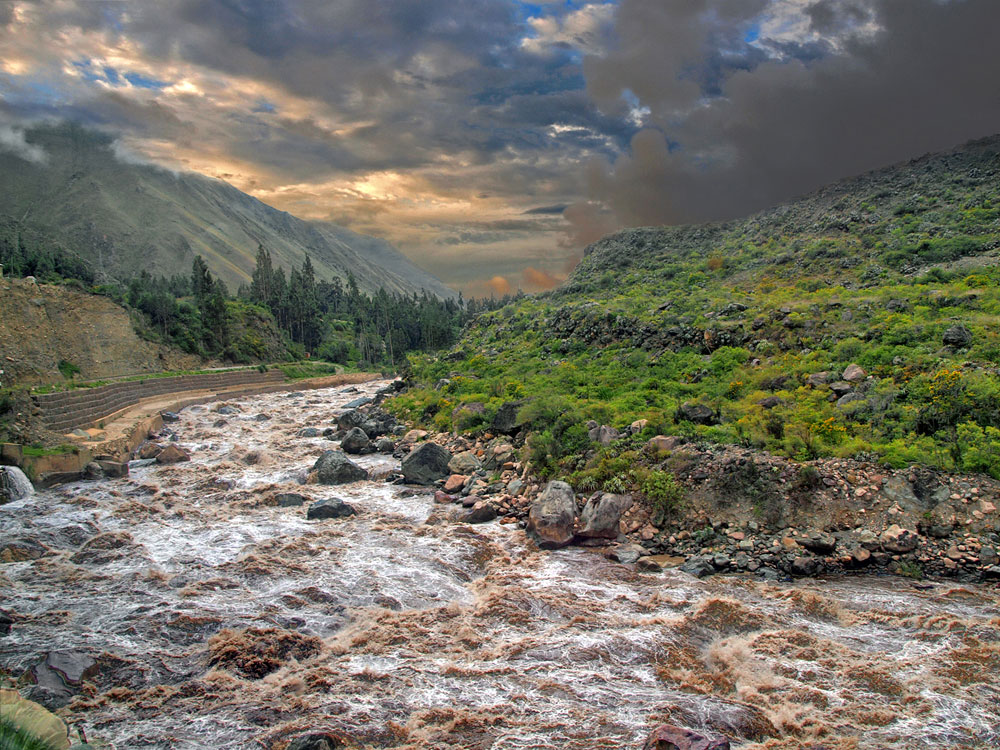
[275, 361, 344, 380]
[243, 245, 488, 369]
[56, 360, 80, 380]
[2, 238, 512, 375]
[0, 718, 63, 750]
[21, 444, 79, 457]
[392, 136, 1000, 479]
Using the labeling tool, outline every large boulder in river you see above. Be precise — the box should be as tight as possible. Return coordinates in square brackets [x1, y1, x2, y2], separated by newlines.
[313, 451, 368, 484]
[401, 443, 452, 485]
[27, 650, 99, 709]
[155, 444, 190, 464]
[340, 427, 372, 455]
[307, 498, 356, 520]
[526, 481, 577, 549]
[336, 409, 366, 432]
[360, 409, 400, 438]
[643, 724, 730, 750]
[286, 732, 347, 750]
[578, 492, 633, 539]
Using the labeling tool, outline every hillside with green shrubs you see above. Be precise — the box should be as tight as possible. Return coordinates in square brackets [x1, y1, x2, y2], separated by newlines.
[392, 135, 1000, 480]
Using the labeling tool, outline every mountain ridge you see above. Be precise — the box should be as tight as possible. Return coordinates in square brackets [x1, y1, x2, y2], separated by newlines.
[393, 133, 1000, 479]
[0, 123, 455, 299]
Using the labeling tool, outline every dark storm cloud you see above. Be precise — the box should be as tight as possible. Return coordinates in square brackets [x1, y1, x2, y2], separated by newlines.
[581, 0, 1000, 227]
[5, 0, 621, 183]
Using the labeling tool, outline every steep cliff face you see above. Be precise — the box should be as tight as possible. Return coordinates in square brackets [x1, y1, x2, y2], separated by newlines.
[0, 278, 208, 385]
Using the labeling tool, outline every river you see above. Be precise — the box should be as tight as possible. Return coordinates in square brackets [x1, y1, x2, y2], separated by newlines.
[2, 380, 998, 749]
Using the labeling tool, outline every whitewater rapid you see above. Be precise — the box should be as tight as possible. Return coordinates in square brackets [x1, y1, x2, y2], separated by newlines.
[1, 381, 998, 749]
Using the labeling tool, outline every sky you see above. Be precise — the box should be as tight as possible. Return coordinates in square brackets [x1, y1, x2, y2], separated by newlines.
[1, 0, 998, 296]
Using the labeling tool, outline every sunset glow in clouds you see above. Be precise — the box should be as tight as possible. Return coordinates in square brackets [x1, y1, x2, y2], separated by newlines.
[1, 1, 998, 295]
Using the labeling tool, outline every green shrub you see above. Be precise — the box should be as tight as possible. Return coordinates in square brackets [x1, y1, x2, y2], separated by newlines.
[956, 422, 1000, 479]
[637, 468, 684, 524]
[57, 359, 80, 380]
[0, 717, 63, 750]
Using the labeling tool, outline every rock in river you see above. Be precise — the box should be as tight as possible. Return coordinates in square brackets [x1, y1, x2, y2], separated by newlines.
[340, 427, 372, 455]
[526, 481, 577, 549]
[643, 724, 730, 750]
[307, 498, 356, 520]
[401, 443, 452, 485]
[578, 492, 633, 539]
[155, 444, 190, 464]
[312, 451, 369, 484]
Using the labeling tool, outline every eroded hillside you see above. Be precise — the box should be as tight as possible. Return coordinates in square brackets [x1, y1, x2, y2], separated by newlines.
[0, 277, 209, 385]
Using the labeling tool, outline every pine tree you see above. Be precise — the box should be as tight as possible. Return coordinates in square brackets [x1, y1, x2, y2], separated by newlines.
[250, 244, 274, 306]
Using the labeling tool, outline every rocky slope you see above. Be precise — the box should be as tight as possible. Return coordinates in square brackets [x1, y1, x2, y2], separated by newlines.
[0, 277, 209, 385]
[387, 134, 1000, 583]
[395, 134, 1000, 476]
[378, 421, 1000, 584]
[0, 123, 455, 298]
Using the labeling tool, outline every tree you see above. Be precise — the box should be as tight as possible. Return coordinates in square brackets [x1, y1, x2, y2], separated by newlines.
[249, 244, 274, 306]
[191, 255, 214, 300]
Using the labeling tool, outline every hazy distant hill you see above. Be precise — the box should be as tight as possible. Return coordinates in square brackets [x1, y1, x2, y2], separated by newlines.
[0, 123, 455, 298]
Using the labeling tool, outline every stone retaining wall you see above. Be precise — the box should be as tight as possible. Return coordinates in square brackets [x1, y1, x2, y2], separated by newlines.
[32, 370, 287, 433]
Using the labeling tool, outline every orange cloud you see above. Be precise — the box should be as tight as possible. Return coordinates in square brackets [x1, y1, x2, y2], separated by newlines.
[522, 266, 562, 291]
[485, 275, 513, 297]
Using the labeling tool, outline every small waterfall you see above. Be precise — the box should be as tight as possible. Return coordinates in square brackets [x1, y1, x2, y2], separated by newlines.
[0, 465, 34, 502]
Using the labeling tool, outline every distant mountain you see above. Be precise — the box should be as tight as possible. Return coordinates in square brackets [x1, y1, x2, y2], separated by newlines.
[0, 123, 455, 298]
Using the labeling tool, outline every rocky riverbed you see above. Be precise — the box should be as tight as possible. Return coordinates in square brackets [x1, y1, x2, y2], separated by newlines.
[1, 380, 999, 749]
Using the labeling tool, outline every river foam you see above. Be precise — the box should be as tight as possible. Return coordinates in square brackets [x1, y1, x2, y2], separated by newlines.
[1, 381, 997, 749]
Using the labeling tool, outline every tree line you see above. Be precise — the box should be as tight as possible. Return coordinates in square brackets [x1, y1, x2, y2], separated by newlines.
[1, 225, 519, 367]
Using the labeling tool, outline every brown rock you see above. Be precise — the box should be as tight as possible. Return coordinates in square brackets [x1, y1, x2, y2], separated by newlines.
[648, 435, 682, 453]
[137, 442, 163, 460]
[643, 724, 730, 750]
[637, 554, 686, 572]
[880, 524, 919, 554]
[443, 474, 468, 494]
[849, 548, 871, 567]
[842, 363, 866, 382]
[155, 444, 190, 464]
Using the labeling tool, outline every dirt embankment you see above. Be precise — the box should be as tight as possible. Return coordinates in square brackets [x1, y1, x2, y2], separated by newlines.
[0, 278, 211, 385]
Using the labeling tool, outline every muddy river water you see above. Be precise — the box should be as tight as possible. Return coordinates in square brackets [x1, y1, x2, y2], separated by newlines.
[2, 381, 998, 749]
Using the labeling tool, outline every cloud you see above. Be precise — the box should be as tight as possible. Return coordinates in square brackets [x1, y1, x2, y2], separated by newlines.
[524, 204, 568, 215]
[2, 0, 995, 291]
[582, 0, 1000, 226]
[561, 200, 620, 248]
[521, 3, 617, 57]
[522, 266, 563, 291]
[484, 275, 514, 297]
[0, 0, 615, 286]
[0, 126, 48, 163]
